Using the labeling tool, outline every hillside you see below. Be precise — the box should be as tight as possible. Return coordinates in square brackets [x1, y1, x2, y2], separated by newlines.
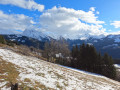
[0, 48, 120, 90]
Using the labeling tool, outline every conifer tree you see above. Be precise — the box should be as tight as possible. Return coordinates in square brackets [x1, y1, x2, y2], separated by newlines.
[0, 35, 6, 44]
[102, 53, 116, 79]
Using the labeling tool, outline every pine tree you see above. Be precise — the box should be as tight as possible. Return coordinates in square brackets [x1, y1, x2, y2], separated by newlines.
[0, 35, 6, 44]
[96, 52, 103, 74]
[71, 45, 79, 68]
[102, 53, 116, 79]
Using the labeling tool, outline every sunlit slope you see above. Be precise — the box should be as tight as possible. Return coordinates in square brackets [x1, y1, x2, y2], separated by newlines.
[0, 48, 120, 90]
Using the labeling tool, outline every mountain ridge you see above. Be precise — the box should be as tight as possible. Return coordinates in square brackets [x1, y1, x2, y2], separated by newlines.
[1, 30, 120, 59]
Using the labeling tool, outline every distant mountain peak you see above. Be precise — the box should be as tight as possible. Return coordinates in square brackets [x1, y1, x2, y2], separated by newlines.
[22, 29, 49, 41]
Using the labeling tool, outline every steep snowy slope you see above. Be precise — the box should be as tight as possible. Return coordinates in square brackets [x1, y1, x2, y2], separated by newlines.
[0, 48, 120, 90]
[22, 29, 50, 41]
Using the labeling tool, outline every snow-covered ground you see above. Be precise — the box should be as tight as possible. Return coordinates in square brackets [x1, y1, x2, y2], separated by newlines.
[115, 64, 120, 69]
[0, 48, 120, 90]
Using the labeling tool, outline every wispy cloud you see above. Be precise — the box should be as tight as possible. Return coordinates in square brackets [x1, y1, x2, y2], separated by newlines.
[0, 0, 44, 12]
[111, 21, 120, 28]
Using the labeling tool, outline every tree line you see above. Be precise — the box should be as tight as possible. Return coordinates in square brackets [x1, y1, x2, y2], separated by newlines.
[0, 35, 18, 46]
[71, 44, 116, 79]
[44, 40, 116, 79]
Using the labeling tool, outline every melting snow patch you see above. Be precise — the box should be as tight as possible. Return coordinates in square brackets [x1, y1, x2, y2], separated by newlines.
[0, 82, 7, 87]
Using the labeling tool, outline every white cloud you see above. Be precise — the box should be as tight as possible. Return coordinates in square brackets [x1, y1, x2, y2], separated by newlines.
[0, 6, 107, 39]
[0, 0, 44, 12]
[111, 21, 120, 28]
[90, 7, 95, 12]
[108, 31, 120, 35]
[0, 10, 34, 34]
[96, 11, 100, 14]
[39, 6, 106, 39]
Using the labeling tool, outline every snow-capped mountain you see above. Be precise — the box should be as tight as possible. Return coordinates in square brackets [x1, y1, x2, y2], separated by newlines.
[22, 29, 50, 41]
[107, 34, 120, 43]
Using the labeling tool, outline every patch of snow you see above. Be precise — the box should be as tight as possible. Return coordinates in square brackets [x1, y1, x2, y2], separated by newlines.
[103, 44, 119, 49]
[87, 43, 93, 46]
[18, 39, 21, 42]
[1, 86, 11, 90]
[10, 39, 16, 41]
[59, 65, 103, 77]
[107, 35, 120, 42]
[115, 38, 120, 42]
[0, 81, 10, 90]
[16, 34, 22, 38]
[108, 35, 115, 39]
[114, 64, 120, 69]
[0, 82, 7, 87]
[93, 40, 98, 42]
[21, 40, 25, 43]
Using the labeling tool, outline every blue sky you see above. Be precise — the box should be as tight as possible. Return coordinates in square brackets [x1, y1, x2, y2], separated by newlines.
[0, 0, 120, 39]
[39, 0, 120, 32]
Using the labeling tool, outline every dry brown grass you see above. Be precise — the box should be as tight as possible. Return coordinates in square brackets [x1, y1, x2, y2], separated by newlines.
[0, 57, 19, 88]
[56, 82, 63, 90]
[24, 78, 31, 82]
[116, 69, 120, 82]
[0, 57, 51, 89]
[36, 73, 45, 77]
[34, 81, 48, 90]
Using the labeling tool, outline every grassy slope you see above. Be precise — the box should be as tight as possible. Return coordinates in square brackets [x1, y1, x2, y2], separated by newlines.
[0, 48, 120, 90]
